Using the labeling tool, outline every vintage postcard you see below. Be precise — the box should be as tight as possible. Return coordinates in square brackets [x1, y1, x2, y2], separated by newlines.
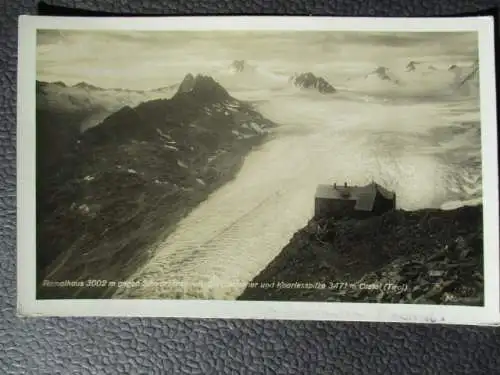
[17, 15, 499, 324]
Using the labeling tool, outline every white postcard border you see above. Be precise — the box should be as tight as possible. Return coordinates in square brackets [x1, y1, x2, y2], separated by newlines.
[17, 15, 500, 324]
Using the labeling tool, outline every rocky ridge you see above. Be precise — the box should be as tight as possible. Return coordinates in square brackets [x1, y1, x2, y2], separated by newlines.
[37, 74, 277, 299]
[238, 204, 483, 306]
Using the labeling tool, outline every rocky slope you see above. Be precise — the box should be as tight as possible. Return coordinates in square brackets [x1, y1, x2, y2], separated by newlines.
[290, 72, 336, 94]
[238, 204, 483, 306]
[36, 80, 177, 174]
[36, 80, 176, 130]
[37, 74, 276, 299]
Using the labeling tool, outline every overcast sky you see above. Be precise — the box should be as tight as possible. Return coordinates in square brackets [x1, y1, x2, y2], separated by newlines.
[36, 30, 479, 90]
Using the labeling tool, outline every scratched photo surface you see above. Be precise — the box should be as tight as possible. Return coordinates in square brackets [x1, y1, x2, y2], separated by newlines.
[35, 30, 483, 305]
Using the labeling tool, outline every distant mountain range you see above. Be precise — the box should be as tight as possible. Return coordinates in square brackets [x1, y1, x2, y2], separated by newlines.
[405, 60, 439, 72]
[341, 60, 480, 90]
[36, 80, 177, 130]
[36, 74, 277, 299]
[36, 79, 179, 174]
[289, 60, 480, 93]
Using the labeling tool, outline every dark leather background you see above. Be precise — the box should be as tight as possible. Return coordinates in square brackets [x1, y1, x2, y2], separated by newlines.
[2, 1, 500, 374]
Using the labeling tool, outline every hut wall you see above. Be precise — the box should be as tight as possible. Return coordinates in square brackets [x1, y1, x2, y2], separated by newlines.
[372, 192, 396, 215]
[314, 198, 356, 219]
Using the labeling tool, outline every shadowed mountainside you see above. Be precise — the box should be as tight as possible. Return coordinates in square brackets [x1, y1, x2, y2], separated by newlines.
[238, 204, 483, 306]
[36, 79, 176, 134]
[36, 80, 179, 174]
[36, 74, 277, 299]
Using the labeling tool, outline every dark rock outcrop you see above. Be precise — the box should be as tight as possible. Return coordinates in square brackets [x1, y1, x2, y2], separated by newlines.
[37, 74, 277, 299]
[230, 60, 246, 72]
[368, 67, 400, 84]
[406, 61, 421, 72]
[290, 72, 336, 94]
[238, 204, 483, 306]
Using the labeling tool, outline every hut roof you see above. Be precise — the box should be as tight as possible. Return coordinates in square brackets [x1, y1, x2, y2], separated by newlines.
[315, 182, 395, 212]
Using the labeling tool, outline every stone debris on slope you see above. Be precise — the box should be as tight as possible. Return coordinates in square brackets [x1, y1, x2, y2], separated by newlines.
[238, 205, 483, 306]
[326, 233, 483, 305]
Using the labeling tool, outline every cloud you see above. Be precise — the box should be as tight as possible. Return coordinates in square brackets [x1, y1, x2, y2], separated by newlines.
[36, 29, 479, 90]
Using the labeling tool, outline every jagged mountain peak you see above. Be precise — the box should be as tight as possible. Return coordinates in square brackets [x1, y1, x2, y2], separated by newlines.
[176, 73, 196, 94]
[173, 73, 230, 101]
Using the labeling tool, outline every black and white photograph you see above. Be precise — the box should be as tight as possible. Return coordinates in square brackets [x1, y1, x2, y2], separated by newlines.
[17, 16, 499, 323]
